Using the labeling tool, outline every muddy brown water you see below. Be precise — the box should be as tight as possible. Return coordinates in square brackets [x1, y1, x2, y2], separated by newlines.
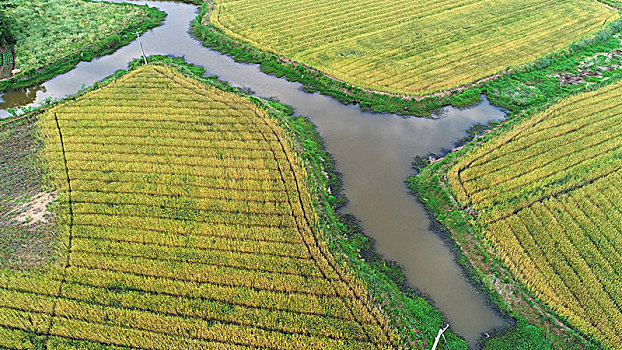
[0, 1, 507, 346]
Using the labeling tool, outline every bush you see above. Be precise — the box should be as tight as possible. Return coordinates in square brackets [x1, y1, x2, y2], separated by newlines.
[482, 319, 552, 350]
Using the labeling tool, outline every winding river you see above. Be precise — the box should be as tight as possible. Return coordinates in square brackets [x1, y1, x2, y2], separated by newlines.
[0, 1, 507, 346]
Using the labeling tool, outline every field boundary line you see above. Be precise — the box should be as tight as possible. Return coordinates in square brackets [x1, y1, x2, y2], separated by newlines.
[42, 113, 75, 348]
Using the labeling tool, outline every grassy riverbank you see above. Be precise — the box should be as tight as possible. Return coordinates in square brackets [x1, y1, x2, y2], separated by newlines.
[0, 0, 165, 92]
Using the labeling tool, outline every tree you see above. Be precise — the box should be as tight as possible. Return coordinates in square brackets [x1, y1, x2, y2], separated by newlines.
[0, 5, 16, 48]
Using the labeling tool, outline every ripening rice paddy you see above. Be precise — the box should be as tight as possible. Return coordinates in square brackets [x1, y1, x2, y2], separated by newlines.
[448, 81, 622, 349]
[0, 65, 395, 349]
[209, 0, 618, 95]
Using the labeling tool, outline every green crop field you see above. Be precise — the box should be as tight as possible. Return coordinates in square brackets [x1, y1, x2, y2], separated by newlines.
[0, 65, 398, 349]
[209, 0, 618, 95]
[448, 81, 622, 349]
[8, 0, 150, 73]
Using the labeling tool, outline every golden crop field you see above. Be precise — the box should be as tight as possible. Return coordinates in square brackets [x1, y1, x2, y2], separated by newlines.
[448, 81, 622, 349]
[0, 65, 395, 349]
[209, 0, 618, 95]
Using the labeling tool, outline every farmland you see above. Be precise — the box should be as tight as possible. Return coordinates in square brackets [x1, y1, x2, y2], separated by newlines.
[417, 80, 622, 349]
[0, 63, 406, 349]
[0, 0, 164, 91]
[2, 0, 622, 348]
[209, 0, 618, 95]
[0, 112, 56, 270]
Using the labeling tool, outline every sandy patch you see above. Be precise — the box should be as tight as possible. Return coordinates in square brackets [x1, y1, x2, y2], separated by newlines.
[10, 191, 57, 225]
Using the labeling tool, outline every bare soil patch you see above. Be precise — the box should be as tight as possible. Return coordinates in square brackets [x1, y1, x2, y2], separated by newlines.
[8, 191, 56, 225]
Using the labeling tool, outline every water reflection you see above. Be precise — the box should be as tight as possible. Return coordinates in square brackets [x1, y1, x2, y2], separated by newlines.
[0, 85, 46, 110]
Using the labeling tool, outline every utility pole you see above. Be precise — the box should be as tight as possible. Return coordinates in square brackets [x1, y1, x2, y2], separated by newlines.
[430, 324, 449, 350]
[136, 31, 148, 65]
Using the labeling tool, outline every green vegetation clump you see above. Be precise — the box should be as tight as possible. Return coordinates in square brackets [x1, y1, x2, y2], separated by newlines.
[0, 3, 16, 79]
[482, 319, 551, 350]
[0, 50, 14, 79]
[484, 29, 622, 114]
[0, 0, 165, 91]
